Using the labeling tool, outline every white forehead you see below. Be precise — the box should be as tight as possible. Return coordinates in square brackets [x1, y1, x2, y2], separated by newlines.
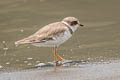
[62, 17, 79, 22]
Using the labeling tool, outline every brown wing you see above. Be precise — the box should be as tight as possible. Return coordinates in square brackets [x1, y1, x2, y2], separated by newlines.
[15, 22, 67, 46]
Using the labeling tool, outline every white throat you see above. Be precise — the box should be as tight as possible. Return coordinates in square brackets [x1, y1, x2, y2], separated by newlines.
[62, 21, 78, 32]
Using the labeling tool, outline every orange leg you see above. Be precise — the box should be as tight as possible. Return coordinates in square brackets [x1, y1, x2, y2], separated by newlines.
[52, 47, 65, 65]
[56, 53, 65, 62]
[53, 48, 57, 64]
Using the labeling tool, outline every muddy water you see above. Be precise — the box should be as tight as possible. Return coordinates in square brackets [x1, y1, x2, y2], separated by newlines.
[0, 0, 120, 79]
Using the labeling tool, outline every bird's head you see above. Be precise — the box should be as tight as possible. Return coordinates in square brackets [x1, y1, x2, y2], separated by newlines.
[62, 17, 84, 32]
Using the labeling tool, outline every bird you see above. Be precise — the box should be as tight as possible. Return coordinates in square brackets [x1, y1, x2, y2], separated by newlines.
[15, 17, 84, 65]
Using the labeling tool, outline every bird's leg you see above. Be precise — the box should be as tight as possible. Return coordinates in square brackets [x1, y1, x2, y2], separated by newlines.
[53, 47, 65, 66]
[56, 53, 65, 62]
[53, 48, 58, 65]
[54, 47, 65, 62]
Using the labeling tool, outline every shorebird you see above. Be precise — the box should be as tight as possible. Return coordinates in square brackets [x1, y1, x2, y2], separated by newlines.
[15, 17, 84, 65]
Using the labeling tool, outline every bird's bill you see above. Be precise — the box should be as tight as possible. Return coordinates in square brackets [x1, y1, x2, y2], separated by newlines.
[78, 24, 84, 27]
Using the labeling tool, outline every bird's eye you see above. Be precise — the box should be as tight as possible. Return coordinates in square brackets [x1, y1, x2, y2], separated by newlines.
[71, 21, 78, 26]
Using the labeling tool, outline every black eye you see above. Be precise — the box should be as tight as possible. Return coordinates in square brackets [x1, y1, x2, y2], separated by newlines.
[71, 21, 78, 26]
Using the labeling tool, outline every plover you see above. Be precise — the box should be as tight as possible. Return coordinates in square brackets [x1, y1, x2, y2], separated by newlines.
[15, 17, 84, 65]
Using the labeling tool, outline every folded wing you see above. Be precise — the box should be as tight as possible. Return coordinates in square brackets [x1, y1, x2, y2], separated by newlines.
[15, 22, 66, 46]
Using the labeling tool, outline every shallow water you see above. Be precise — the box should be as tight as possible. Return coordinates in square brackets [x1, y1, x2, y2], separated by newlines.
[0, 0, 120, 79]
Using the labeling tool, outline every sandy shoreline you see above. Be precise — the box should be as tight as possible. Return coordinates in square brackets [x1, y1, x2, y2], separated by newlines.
[0, 60, 120, 80]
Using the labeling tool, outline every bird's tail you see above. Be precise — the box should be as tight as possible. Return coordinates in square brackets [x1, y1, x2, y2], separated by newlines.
[15, 38, 31, 47]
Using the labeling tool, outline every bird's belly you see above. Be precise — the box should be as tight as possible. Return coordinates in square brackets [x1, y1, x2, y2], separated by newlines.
[32, 31, 72, 47]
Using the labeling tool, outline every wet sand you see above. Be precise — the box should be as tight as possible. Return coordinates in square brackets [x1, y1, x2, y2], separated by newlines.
[0, 60, 120, 80]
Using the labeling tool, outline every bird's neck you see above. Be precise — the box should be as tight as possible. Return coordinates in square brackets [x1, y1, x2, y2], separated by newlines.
[61, 21, 78, 32]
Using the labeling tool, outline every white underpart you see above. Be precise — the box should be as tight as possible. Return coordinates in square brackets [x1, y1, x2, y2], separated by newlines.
[32, 21, 78, 47]
[32, 28, 72, 47]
